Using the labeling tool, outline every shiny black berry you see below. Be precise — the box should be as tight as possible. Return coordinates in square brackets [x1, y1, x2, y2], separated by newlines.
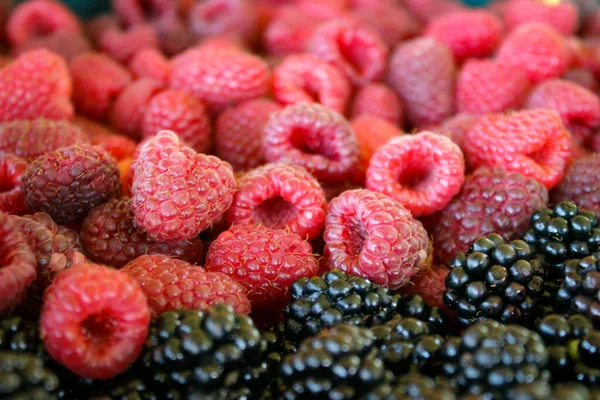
[0, 351, 60, 399]
[0, 316, 44, 356]
[363, 372, 457, 400]
[556, 255, 600, 325]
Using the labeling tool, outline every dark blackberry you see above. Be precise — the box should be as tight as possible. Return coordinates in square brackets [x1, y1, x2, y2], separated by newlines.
[0, 316, 44, 355]
[0, 350, 60, 399]
[363, 372, 457, 400]
[548, 383, 600, 400]
[443, 233, 545, 326]
[556, 255, 600, 325]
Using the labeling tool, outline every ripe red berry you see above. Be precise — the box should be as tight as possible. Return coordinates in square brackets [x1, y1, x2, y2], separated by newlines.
[353, 3, 421, 48]
[0, 154, 28, 214]
[152, 14, 193, 56]
[563, 68, 599, 93]
[12, 30, 92, 62]
[128, 48, 171, 85]
[351, 83, 403, 125]
[113, 0, 177, 25]
[263, 6, 324, 56]
[501, 0, 579, 35]
[431, 113, 479, 153]
[73, 116, 137, 161]
[552, 153, 600, 215]
[97, 23, 159, 63]
[402, 265, 450, 312]
[188, 0, 260, 46]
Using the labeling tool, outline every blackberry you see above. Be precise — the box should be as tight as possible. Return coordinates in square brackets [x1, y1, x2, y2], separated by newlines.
[0, 351, 60, 399]
[0, 316, 44, 355]
[556, 255, 600, 325]
[548, 383, 600, 399]
[443, 234, 545, 326]
[364, 372, 457, 400]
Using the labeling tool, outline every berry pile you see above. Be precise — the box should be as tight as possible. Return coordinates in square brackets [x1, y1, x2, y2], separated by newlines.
[0, 0, 599, 399]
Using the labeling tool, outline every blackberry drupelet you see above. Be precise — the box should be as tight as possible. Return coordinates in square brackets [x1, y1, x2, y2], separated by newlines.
[0, 316, 43, 355]
[0, 350, 60, 399]
[363, 372, 457, 400]
[557, 255, 600, 325]
[443, 234, 545, 326]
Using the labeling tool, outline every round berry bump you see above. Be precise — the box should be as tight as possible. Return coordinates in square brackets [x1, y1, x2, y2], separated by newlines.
[188, 0, 260, 45]
[501, 0, 579, 35]
[324, 189, 431, 290]
[22, 144, 122, 224]
[552, 154, 600, 216]
[226, 163, 327, 240]
[40, 263, 150, 380]
[350, 83, 403, 125]
[366, 132, 465, 217]
[113, 0, 177, 25]
[262, 102, 359, 184]
[0, 154, 28, 214]
[131, 131, 236, 242]
[121, 254, 251, 315]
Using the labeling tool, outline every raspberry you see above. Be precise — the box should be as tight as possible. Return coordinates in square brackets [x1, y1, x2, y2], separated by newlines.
[12, 30, 92, 62]
[263, 6, 324, 56]
[121, 254, 251, 315]
[432, 167, 549, 265]
[6, 0, 81, 47]
[402, 265, 450, 312]
[262, 102, 359, 184]
[226, 162, 327, 240]
[552, 153, 600, 215]
[502, 0, 579, 35]
[141, 89, 212, 154]
[296, 0, 347, 18]
[131, 131, 236, 242]
[456, 60, 531, 114]
[402, 0, 465, 22]
[205, 224, 319, 312]
[308, 16, 388, 86]
[22, 144, 122, 224]
[40, 263, 150, 379]
[169, 45, 271, 113]
[431, 113, 478, 152]
[0, 49, 73, 122]
[70, 52, 133, 120]
[496, 23, 571, 84]
[272, 54, 351, 115]
[73, 116, 137, 161]
[323, 189, 431, 290]
[464, 109, 572, 189]
[350, 83, 403, 124]
[0, 119, 90, 161]
[113, 0, 178, 25]
[424, 10, 504, 63]
[563, 68, 599, 92]
[128, 48, 170, 84]
[0, 211, 37, 314]
[81, 197, 204, 268]
[0, 154, 28, 214]
[152, 15, 193, 56]
[215, 98, 281, 171]
[354, 3, 421, 48]
[97, 23, 159, 63]
[188, 0, 260, 46]
[388, 37, 456, 128]
[366, 132, 465, 217]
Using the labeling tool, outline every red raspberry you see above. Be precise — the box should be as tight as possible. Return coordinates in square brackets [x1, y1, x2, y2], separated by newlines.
[73, 116, 137, 161]
[169, 45, 271, 113]
[324, 189, 431, 290]
[424, 10, 504, 63]
[586, 9, 600, 37]
[563, 68, 599, 93]
[464, 109, 572, 189]
[432, 167, 548, 265]
[351, 83, 403, 125]
[456, 60, 530, 114]
[262, 102, 359, 184]
[0, 49, 73, 122]
[152, 15, 193, 56]
[0, 211, 37, 313]
[113, 0, 178, 25]
[402, 265, 449, 312]
[188, 0, 260, 46]
[97, 23, 159, 63]
[388, 38, 456, 128]
[6, 0, 81, 47]
[121, 254, 251, 315]
[12, 30, 92, 62]
[215, 98, 281, 171]
[85, 14, 119, 44]
[402, 0, 465, 22]
[296, 0, 347, 18]
[496, 23, 570, 84]
[502, 0, 579, 35]
[552, 153, 600, 215]
[226, 162, 327, 240]
[431, 113, 478, 153]
[0, 154, 28, 214]
[22, 144, 122, 224]
[0, 119, 90, 161]
[263, 6, 324, 56]
[366, 132, 465, 217]
[309, 16, 388, 86]
[272, 54, 351, 115]
[128, 48, 170, 85]
[40, 263, 150, 379]
[353, 3, 421, 48]
[131, 131, 236, 241]
[141, 89, 212, 154]
[70, 52, 133, 120]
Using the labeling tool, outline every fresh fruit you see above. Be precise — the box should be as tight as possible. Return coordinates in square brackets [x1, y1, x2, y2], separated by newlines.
[188, 0, 260, 46]
[0, 154, 27, 214]
[556, 255, 600, 325]
[402, 265, 450, 312]
[552, 153, 600, 215]
[127, 47, 170, 84]
[112, 0, 178, 25]
[350, 83, 403, 125]
[97, 23, 158, 63]
[431, 113, 478, 152]
[365, 372, 456, 400]
[501, 0, 579, 35]
[0, 315, 43, 355]
[0, 351, 60, 398]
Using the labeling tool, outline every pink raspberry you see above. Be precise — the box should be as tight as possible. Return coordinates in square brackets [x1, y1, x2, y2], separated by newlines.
[353, 3, 421, 48]
[121, 254, 251, 315]
[402, 265, 450, 312]
[351, 83, 403, 125]
[388, 38, 456, 128]
[12, 30, 92, 62]
[272, 54, 351, 115]
[263, 6, 324, 56]
[563, 68, 599, 92]
[113, 0, 178, 26]
[142, 89, 211, 154]
[456, 60, 530, 114]
[464, 109, 572, 189]
[188, 0, 260, 46]
[40, 263, 150, 379]
[552, 153, 600, 215]
[97, 23, 159, 63]
[73, 116, 137, 161]
[431, 113, 479, 153]
[402, 0, 465, 22]
[0, 154, 28, 214]
[215, 98, 281, 171]
[206, 224, 318, 312]
[324, 189, 431, 290]
[262, 102, 359, 184]
[131, 131, 236, 242]
[128, 48, 171, 84]
[226, 162, 327, 240]
[501, 0, 579, 35]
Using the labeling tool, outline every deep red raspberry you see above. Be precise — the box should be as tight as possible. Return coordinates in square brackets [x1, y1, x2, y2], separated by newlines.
[496, 23, 570, 84]
[226, 162, 327, 240]
[464, 109, 572, 189]
[152, 15, 193, 56]
[0, 119, 90, 161]
[131, 131, 236, 242]
[73, 116, 137, 161]
[85, 13, 119, 44]
[388, 37, 456, 128]
[563, 68, 599, 93]
[169, 45, 271, 113]
[262, 102, 359, 184]
[263, 6, 324, 56]
[272, 54, 351, 115]
[22, 144, 122, 224]
[432, 167, 548, 265]
[502, 0, 579, 35]
[70, 52, 133, 120]
[309, 16, 388, 86]
[188, 0, 260, 46]
[128, 48, 170, 84]
[215, 98, 281, 171]
[97, 23, 159, 63]
[121, 254, 251, 315]
[402, 265, 450, 312]
[424, 10, 503, 63]
[41, 263, 150, 380]
[456, 60, 530, 115]
[353, 3, 421, 48]
[6, 0, 81, 47]
[0, 154, 28, 214]
[552, 153, 600, 215]
[113, 0, 178, 25]
[431, 113, 478, 153]
[324, 189, 431, 290]
[0, 49, 73, 122]
[351, 83, 403, 125]
[402, 0, 465, 22]
[141, 89, 212, 154]
[12, 30, 92, 62]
